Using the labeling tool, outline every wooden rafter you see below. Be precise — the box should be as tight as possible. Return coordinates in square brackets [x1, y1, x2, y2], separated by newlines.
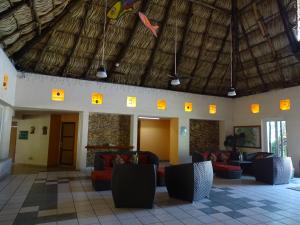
[276, 0, 300, 84]
[34, 33, 53, 72]
[240, 20, 268, 91]
[185, 0, 218, 91]
[231, 0, 239, 92]
[168, 1, 192, 89]
[28, 0, 41, 35]
[11, 0, 79, 61]
[252, 3, 286, 87]
[236, 54, 250, 94]
[59, 1, 90, 76]
[201, 26, 230, 94]
[106, 0, 148, 81]
[140, 0, 173, 86]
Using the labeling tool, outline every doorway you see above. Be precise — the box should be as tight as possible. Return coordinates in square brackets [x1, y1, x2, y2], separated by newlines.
[265, 120, 287, 157]
[60, 122, 76, 166]
[137, 117, 178, 164]
[9, 122, 18, 162]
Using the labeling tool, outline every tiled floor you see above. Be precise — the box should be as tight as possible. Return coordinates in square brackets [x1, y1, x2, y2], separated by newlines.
[1, 171, 300, 225]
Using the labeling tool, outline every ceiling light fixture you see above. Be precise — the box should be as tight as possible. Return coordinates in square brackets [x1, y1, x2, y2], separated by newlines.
[138, 116, 160, 120]
[171, 78, 180, 86]
[227, 21, 237, 97]
[96, 0, 108, 79]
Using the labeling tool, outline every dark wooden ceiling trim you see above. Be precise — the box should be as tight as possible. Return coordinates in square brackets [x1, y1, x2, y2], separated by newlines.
[11, 0, 79, 61]
[276, 0, 300, 62]
[252, 3, 286, 87]
[201, 26, 230, 94]
[106, 0, 148, 81]
[168, 1, 192, 89]
[185, 0, 218, 91]
[140, 0, 173, 86]
[59, 1, 90, 76]
[240, 20, 268, 91]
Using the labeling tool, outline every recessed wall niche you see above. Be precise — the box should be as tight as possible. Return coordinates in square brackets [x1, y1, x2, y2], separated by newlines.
[86, 113, 131, 166]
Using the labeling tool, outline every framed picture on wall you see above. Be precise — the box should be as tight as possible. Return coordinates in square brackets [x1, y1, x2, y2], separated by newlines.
[234, 126, 261, 148]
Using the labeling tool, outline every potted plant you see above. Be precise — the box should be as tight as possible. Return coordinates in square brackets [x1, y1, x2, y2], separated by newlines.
[224, 133, 246, 160]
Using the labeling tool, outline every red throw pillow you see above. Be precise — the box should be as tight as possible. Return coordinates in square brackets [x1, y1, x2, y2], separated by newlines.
[100, 155, 114, 167]
[209, 152, 218, 162]
[200, 152, 210, 160]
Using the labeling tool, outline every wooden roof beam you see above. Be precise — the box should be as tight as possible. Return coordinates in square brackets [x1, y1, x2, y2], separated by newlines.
[168, 1, 192, 89]
[106, 0, 148, 81]
[59, 1, 90, 76]
[140, 0, 173, 86]
[240, 20, 268, 91]
[201, 26, 230, 93]
[28, 0, 41, 35]
[252, 2, 286, 88]
[185, 0, 218, 91]
[11, 0, 79, 61]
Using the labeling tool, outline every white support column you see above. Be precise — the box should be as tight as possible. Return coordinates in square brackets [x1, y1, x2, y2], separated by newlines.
[130, 114, 138, 150]
[77, 111, 89, 170]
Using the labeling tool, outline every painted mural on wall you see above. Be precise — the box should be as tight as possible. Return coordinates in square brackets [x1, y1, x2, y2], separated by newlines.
[87, 113, 131, 166]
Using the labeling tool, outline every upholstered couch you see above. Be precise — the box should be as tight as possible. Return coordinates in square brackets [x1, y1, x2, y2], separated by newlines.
[192, 150, 242, 179]
[254, 157, 293, 184]
[91, 150, 159, 191]
[192, 150, 275, 178]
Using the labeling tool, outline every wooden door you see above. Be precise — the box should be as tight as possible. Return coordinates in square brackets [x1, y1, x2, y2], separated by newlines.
[9, 126, 17, 162]
[59, 122, 75, 166]
[47, 115, 61, 167]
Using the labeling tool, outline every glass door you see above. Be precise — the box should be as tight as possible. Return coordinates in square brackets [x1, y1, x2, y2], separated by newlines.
[266, 120, 287, 157]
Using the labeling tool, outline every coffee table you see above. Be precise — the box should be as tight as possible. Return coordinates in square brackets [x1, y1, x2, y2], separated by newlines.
[230, 160, 253, 175]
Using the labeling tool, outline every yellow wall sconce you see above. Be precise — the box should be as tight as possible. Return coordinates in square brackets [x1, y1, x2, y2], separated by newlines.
[2, 73, 8, 90]
[157, 99, 166, 110]
[251, 104, 260, 114]
[91, 92, 103, 105]
[185, 102, 192, 112]
[209, 104, 217, 114]
[51, 89, 64, 101]
[280, 99, 291, 111]
[127, 96, 137, 108]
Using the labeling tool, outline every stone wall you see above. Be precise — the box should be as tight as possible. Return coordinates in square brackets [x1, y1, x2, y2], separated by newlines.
[189, 119, 219, 154]
[86, 113, 131, 166]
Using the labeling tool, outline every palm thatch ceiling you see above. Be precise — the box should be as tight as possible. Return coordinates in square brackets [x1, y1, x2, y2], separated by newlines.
[0, 0, 299, 97]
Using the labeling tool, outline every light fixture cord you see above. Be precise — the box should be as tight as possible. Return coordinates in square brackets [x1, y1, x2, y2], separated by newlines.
[174, 0, 177, 75]
[230, 20, 233, 88]
[101, 0, 107, 66]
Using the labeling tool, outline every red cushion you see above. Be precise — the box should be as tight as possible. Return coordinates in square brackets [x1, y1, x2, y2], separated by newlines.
[214, 163, 241, 171]
[200, 152, 210, 160]
[120, 154, 131, 163]
[157, 167, 165, 177]
[100, 155, 114, 167]
[91, 168, 112, 181]
[139, 154, 149, 164]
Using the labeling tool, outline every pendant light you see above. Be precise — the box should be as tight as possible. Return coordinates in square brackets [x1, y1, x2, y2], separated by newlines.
[96, 0, 108, 78]
[171, 0, 180, 86]
[227, 21, 237, 97]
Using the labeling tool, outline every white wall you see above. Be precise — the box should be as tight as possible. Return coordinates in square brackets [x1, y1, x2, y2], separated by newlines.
[0, 48, 17, 160]
[15, 73, 234, 169]
[233, 86, 300, 175]
[14, 115, 50, 166]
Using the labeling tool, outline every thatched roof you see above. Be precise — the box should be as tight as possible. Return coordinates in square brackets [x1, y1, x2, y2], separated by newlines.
[0, 0, 299, 97]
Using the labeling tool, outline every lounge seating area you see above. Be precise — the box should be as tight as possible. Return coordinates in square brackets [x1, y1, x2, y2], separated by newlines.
[1, 0, 300, 224]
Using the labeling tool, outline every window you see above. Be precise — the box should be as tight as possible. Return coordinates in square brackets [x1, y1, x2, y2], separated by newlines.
[266, 120, 287, 157]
